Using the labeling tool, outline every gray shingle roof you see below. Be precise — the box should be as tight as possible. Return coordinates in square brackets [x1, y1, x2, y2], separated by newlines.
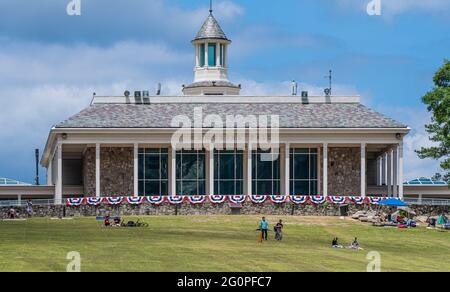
[56, 103, 407, 129]
[194, 13, 229, 41]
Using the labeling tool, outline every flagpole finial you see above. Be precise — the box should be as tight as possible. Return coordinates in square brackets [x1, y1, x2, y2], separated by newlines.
[209, 0, 213, 14]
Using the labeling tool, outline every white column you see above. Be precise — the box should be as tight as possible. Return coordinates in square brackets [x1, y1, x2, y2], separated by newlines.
[195, 45, 199, 67]
[207, 146, 214, 195]
[317, 147, 321, 194]
[387, 149, 392, 197]
[18, 194, 22, 206]
[95, 143, 100, 197]
[133, 143, 138, 196]
[381, 154, 386, 186]
[216, 42, 220, 67]
[169, 147, 176, 196]
[398, 143, 404, 199]
[376, 157, 381, 186]
[55, 143, 62, 205]
[393, 147, 398, 197]
[323, 143, 328, 197]
[47, 158, 53, 186]
[205, 42, 209, 67]
[285, 143, 290, 195]
[361, 143, 366, 197]
[247, 144, 252, 196]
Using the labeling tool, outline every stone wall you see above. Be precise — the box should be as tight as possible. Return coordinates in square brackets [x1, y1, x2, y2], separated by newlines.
[328, 147, 361, 195]
[83, 147, 134, 196]
[2, 202, 447, 219]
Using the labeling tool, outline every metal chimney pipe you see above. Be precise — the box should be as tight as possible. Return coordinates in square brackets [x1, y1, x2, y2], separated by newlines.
[35, 149, 40, 185]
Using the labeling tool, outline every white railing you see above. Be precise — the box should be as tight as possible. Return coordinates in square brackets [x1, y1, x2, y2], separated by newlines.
[0, 199, 56, 207]
[404, 198, 450, 206]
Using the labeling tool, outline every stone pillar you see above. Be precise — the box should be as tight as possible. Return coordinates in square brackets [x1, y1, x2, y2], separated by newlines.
[95, 143, 100, 197]
[169, 147, 176, 196]
[323, 143, 328, 197]
[285, 143, 290, 195]
[55, 142, 62, 205]
[393, 147, 398, 197]
[133, 143, 138, 196]
[387, 149, 392, 197]
[398, 143, 404, 199]
[361, 143, 366, 197]
[247, 144, 252, 196]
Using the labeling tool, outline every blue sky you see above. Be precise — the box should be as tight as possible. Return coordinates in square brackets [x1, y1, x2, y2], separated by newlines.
[0, 0, 449, 183]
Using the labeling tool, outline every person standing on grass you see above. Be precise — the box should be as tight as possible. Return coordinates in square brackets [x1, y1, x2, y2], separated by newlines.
[259, 217, 269, 241]
[274, 220, 284, 241]
[26, 200, 33, 218]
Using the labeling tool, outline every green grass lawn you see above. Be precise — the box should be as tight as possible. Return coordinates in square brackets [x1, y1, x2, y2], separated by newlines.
[0, 215, 449, 272]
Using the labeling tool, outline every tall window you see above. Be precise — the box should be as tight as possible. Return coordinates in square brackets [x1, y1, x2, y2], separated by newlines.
[290, 148, 318, 195]
[199, 44, 205, 67]
[214, 150, 243, 195]
[208, 43, 216, 67]
[252, 150, 280, 195]
[138, 148, 168, 196]
[176, 150, 206, 196]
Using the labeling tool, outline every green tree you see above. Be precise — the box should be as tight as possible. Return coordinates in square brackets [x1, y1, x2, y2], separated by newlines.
[416, 60, 450, 183]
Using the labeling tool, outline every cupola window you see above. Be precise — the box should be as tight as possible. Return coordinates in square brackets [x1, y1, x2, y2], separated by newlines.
[208, 43, 217, 67]
[199, 44, 206, 67]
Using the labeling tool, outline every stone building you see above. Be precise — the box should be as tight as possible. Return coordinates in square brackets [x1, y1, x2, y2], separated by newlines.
[38, 8, 411, 205]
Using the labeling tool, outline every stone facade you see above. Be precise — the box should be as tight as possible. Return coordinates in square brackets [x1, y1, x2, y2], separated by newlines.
[328, 147, 361, 195]
[2, 202, 447, 219]
[83, 147, 134, 196]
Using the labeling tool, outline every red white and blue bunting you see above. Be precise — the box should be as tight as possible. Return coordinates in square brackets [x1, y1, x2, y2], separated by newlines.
[249, 195, 267, 204]
[229, 195, 247, 204]
[290, 195, 309, 205]
[351, 196, 365, 205]
[65, 195, 388, 207]
[125, 196, 145, 205]
[86, 197, 103, 206]
[367, 196, 382, 204]
[209, 195, 228, 204]
[167, 195, 185, 205]
[147, 195, 166, 205]
[105, 196, 124, 205]
[269, 195, 288, 204]
[328, 196, 348, 204]
[66, 198, 85, 206]
[310, 195, 327, 205]
[187, 195, 207, 204]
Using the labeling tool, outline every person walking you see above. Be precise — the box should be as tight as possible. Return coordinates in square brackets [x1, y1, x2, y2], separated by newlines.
[274, 220, 284, 241]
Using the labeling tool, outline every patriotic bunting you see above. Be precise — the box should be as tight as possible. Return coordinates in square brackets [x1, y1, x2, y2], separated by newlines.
[186, 195, 207, 204]
[290, 195, 309, 205]
[167, 195, 185, 205]
[229, 195, 247, 204]
[105, 196, 124, 205]
[310, 195, 327, 205]
[65, 195, 387, 207]
[328, 196, 348, 204]
[86, 197, 103, 206]
[367, 196, 382, 205]
[351, 196, 365, 205]
[269, 195, 288, 204]
[248, 195, 267, 204]
[66, 198, 85, 207]
[146, 195, 166, 205]
[209, 195, 228, 204]
[125, 196, 145, 205]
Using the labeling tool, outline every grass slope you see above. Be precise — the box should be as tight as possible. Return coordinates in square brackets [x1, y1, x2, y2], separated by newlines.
[0, 216, 449, 272]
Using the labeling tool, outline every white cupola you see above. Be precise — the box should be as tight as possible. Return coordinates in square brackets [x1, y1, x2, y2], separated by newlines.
[183, 7, 240, 96]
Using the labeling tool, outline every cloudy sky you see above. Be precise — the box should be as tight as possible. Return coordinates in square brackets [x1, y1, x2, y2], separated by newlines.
[0, 0, 449, 184]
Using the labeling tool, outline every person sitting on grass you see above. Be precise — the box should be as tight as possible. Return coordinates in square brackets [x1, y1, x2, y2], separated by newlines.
[332, 237, 338, 247]
[351, 237, 360, 249]
[113, 217, 121, 227]
[7, 206, 16, 219]
[259, 217, 269, 241]
[104, 216, 111, 227]
[274, 220, 283, 241]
